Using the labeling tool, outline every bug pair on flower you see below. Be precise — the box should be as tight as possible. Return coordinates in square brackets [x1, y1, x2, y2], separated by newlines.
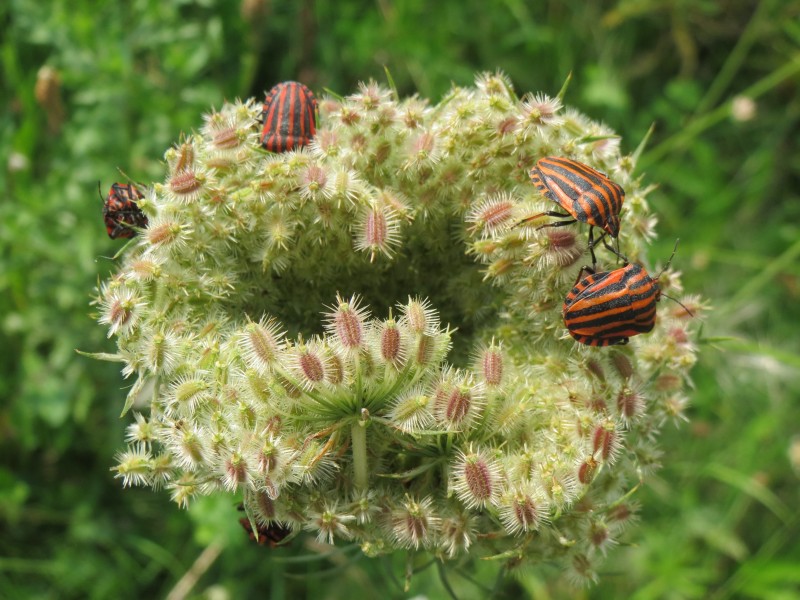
[519, 156, 691, 347]
[100, 182, 148, 239]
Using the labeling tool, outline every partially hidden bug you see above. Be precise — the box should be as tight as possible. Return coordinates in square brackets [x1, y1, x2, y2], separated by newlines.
[520, 156, 625, 266]
[238, 517, 293, 547]
[259, 81, 317, 152]
[100, 182, 148, 239]
[562, 242, 691, 347]
[237, 501, 292, 548]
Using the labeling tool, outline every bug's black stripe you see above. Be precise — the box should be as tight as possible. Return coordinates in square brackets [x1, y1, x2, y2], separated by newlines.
[582, 186, 611, 227]
[262, 91, 279, 149]
[546, 158, 607, 189]
[280, 81, 297, 138]
[564, 270, 618, 304]
[275, 83, 291, 149]
[592, 174, 624, 211]
[268, 85, 283, 148]
[570, 195, 590, 222]
[542, 164, 594, 205]
[264, 84, 289, 150]
[609, 180, 624, 213]
[261, 89, 278, 123]
[587, 316, 656, 337]
[292, 83, 305, 140]
[529, 169, 555, 202]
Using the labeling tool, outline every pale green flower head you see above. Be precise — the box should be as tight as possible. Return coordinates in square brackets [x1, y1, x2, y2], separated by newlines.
[94, 72, 701, 582]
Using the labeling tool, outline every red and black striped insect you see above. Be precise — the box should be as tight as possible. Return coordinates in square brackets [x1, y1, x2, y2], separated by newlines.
[520, 156, 625, 266]
[259, 81, 317, 152]
[238, 517, 292, 548]
[100, 182, 148, 239]
[563, 263, 659, 347]
[562, 242, 691, 346]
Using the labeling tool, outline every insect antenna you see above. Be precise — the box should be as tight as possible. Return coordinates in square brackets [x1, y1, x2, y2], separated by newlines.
[655, 238, 681, 278]
[660, 293, 695, 318]
[655, 239, 694, 317]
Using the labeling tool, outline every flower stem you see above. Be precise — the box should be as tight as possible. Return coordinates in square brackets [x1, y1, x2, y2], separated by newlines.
[351, 420, 368, 490]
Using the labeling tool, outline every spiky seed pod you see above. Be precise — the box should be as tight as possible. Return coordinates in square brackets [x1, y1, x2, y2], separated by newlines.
[390, 495, 439, 550]
[248, 489, 278, 522]
[292, 341, 326, 389]
[326, 294, 368, 351]
[592, 422, 621, 462]
[323, 347, 345, 385]
[113, 446, 152, 487]
[499, 487, 547, 534]
[401, 297, 439, 336]
[299, 164, 328, 200]
[239, 317, 285, 374]
[371, 317, 406, 368]
[167, 376, 209, 416]
[308, 503, 355, 545]
[169, 168, 207, 203]
[161, 420, 206, 469]
[125, 413, 155, 445]
[578, 457, 599, 485]
[452, 447, 502, 509]
[439, 511, 475, 557]
[617, 385, 644, 421]
[221, 451, 250, 491]
[355, 204, 401, 260]
[476, 342, 504, 387]
[252, 434, 289, 480]
[466, 193, 516, 237]
[388, 387, 433, 433]
[99, 287, 143, 337]
[145, 219, 184, 248]
[587, 519, 614, 554]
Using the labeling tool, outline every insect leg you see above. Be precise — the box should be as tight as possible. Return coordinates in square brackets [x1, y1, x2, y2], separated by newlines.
[514, 211, 574, 228]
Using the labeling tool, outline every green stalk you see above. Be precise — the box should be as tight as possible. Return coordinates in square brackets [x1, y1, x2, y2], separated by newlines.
[351, 421, 368, 490]
[641, 54, 800, 168]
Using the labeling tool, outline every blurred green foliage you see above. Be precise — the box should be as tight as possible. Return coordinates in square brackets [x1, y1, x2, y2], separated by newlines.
[2, 0, 799, 597]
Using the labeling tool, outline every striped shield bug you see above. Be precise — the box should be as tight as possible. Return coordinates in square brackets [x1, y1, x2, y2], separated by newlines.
[259, 81, 317, 152]
[520, 156, 625, 267]
[562, 241, 691, 347]
[100, 182, 148, 239]
[236, 503, 292, 547]
[238, 517, 292, 547]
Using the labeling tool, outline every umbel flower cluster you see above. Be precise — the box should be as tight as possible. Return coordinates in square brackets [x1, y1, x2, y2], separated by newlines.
[94, 72, 700, 583]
